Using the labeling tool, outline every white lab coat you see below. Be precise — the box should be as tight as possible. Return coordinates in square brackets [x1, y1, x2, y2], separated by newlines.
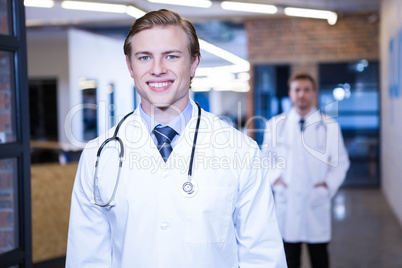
[66, 100, 286, 268]
[261, 107, 350, 243]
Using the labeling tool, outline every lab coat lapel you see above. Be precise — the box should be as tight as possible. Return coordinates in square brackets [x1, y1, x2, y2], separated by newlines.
[285, 109, 298, 146]
[120, 108, 160, 160]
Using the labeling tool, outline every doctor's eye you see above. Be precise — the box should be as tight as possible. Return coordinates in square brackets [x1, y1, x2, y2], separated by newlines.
[138, 56, 151, 61]
[166, 55, 179, 60]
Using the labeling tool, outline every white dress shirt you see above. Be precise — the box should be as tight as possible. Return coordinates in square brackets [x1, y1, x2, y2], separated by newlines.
[139, 100, 193, 148]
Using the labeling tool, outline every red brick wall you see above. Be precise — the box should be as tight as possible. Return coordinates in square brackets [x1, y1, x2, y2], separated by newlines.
[245, 14, 379, 121]
[246, 14, 379, 64]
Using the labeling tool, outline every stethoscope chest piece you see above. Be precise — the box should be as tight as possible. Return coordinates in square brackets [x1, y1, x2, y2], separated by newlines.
[181, 180, 198, 197]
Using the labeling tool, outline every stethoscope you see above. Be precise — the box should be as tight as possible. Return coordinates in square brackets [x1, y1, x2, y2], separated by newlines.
[93, 102, 201, 207]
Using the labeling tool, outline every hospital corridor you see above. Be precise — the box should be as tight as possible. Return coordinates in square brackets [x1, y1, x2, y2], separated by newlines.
[1, 0, 402, 267]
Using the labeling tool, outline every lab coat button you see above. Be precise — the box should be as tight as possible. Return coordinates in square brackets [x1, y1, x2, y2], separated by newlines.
[160, 222, 169, 230]
[162, 173, 169, 179]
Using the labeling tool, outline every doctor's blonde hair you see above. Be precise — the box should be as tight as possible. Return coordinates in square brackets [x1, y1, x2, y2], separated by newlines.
[123, 9, 201, 65]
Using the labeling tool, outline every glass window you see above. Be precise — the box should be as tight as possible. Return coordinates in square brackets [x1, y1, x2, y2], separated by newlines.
[253, 65, 290, 145]
[0, 158, 18, 254]
[80, 78, 98, 141]
[0, 51, 15, 143]
[108, 83, 115, 128]
[0, 0, 10, 35]
[319, 61, 380, 186]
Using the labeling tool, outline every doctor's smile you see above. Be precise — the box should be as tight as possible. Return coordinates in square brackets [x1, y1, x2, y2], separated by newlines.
[147, 81, 174, 90]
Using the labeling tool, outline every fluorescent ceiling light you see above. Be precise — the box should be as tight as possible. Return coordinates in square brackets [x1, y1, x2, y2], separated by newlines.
[284, 7, 338, 25]
[221, 1, 277, 14]
[126, 6, 147, 18]
[199, 39, 249, 67]
[327, 13, 338, 25]
[79, 78, 97, 90]
[147, 0, 212, 8]
[195, 40, 250, 83]
[26, 19, 70, 27]
[24, 0, 54, 8]
[61, 1, 127, 13]
[196, 64, 250, 77]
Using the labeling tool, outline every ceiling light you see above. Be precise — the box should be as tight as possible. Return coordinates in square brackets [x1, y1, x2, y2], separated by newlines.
[24, 0, 54, 8]
[192, 78, 212, 92]
[327, 14, 338, 25]
[61, 1, 128, 13]
[197, 39, 250, 77]
[221, 1, 277, 14]
[284, 7, 338, 25]
[333, 86, 345, 101]
[196, 64, 250, 77]
[198, 39, 249, 67]
[79, 78, 97, 90]
[26, 19, 70, 27]
[126, 6, 146, 18]
[147, 0, 212, 8]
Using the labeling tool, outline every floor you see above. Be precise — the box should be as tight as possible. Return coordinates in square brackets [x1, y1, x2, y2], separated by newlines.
[303, 188, 402, 268]
[33, 188, 402, 268]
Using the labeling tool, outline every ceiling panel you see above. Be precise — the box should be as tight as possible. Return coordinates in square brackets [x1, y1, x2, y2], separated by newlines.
[25, 0, 381, 27]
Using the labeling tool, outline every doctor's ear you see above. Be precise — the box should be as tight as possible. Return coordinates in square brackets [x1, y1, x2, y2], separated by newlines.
[190, 56, 200, 77]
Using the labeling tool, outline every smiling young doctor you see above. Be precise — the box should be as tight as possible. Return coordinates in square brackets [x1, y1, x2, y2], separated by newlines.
[262, 73, 350, 268]
[66, 9, 286, 268]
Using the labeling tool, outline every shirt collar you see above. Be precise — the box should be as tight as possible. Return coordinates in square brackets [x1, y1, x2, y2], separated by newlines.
[290, 106, 317, 122]
[139, 100, 193, 136]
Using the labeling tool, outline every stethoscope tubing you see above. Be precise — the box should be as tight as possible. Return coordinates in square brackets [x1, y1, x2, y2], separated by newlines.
[93, 102, 201, 207]
[187, 102, 201, 178]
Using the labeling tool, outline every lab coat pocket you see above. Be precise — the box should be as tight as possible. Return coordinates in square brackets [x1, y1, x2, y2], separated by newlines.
[309, 187, 330, 208]
[184, 185, 234, 244]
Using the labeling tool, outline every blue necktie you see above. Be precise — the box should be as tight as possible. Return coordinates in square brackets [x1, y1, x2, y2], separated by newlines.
[299, 118, 305, 132]
[153, 126, 177, 162]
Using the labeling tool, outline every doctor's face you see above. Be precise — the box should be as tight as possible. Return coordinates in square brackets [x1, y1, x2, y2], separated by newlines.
[126, 26, 199, 114]
[288, 78, 317, 114]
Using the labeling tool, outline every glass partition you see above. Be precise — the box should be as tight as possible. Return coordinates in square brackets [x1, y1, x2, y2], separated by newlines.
[0, 51, 15, 144]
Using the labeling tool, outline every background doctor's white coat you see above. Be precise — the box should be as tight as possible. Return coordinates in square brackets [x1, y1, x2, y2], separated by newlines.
[262, 108, 350, 243]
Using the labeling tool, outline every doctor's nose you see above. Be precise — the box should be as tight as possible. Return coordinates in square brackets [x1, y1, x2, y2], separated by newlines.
[150, 59, 166, 76]
[298, 90, 306, 97]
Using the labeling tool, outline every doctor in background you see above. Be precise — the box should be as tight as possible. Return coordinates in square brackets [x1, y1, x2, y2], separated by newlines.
[262, 73, 350, 268]
[66, 9, 286, 268]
